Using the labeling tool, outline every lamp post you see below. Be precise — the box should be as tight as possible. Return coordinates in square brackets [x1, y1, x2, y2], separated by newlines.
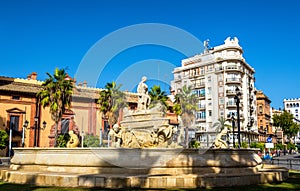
[34, 116, 38, 147]
[231, 113, 235, 148]
[22, 120, 29, 147]
[8, 120, 12, 157]
[234, 87, 242, 148]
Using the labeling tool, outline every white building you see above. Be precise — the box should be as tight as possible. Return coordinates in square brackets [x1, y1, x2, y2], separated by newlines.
[171, 37, 258, 147]
[284, 98, 300, 120]
[284, 98, 300, 144]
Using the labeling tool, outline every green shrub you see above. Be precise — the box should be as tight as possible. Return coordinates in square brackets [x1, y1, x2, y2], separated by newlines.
[287, 142, 296, 151]
[83, 134, 100, 147]
[275, 143, 284, 150]
[189, 138, 200, 148]
[57, 133, 70, 148]
[250, 142, 265, 151]
[241, 141, 248, 148]
[0, 130, 9, 150]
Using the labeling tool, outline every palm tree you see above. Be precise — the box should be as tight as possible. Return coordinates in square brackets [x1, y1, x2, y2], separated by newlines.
[98, 82, 126, 128]
[149, 85, 168, 110]
[212, 117, 231, 133]
[37, 68, 73, 147]
[173, 85, 198, 147]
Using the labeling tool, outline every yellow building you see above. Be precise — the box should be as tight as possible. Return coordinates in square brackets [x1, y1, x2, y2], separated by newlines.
[0, 73, 105, 155]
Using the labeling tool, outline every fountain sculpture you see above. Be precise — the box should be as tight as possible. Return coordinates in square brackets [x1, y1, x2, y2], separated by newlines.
[109, 76, 176, 148]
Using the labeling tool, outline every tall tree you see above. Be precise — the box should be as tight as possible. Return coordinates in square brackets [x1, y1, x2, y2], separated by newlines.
[149, 85, 169, 109]
[98, 82, 126, 127]
[37, 68, 73, 147]
[273, 110, 300, 143]
[173, 85, 198, 147]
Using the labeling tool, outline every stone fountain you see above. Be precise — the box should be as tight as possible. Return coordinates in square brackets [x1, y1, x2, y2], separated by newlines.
[108, 76, 176, 148]
[0, 76, 289, 188]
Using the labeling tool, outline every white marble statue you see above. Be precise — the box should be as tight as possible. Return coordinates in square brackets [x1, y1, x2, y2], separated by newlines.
[137, 76, 151, 110]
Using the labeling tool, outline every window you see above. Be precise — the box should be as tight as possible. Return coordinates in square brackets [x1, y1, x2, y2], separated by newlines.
[200, 68, 205, 75]
[219, 86, 223, 93]
[198, 78, 205, 86]
[220, 111, 224, 116]
[228, 111, 237, 117]
[296, 109, 298, 113]
[207, 76, 212, 83]
[207, 87, 211, 95]
[10, 115, 20, 131]
[209, 110, 212, 117]
[12, 96, 20, 100]
[194, 89, 205, 97]
[198, 100, 205, 109]
[259, 106, 263, 113]
[219, 98, 224, 104]
[218, 74, 223, 82]
[196, 111, 206, 119]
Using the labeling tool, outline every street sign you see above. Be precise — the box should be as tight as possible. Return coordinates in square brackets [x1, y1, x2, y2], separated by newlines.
[265, 143, 274, 148]
[266, 137, 272, 143]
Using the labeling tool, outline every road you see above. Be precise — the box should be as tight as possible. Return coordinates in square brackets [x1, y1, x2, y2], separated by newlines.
[271, 153, 300, 170]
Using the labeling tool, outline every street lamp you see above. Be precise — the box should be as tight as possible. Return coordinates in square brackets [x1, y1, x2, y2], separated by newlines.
[231, 113, 235, 148]
[22, 120, 29, 147]
[234, 86, 242, 148]
[42, 121, 47, 129]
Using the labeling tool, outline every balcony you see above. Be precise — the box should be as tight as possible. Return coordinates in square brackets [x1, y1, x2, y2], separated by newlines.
[226, 90, 237, 96]
[196, 118, 206, 122]
[194, 82, 205, 88]
[215, 67, 223, 73]
[225, 78, 242, 84]
[198, 105, 206, 110]
[225, 65, 244, 72]
[226, 102, 236, 108]
[226, 102, 243, 109]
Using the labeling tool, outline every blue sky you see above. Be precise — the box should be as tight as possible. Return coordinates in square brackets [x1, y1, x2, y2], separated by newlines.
[0, 0, 299, 109]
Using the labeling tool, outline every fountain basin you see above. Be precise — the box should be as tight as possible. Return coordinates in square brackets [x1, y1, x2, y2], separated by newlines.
[0, 148, 288, 188]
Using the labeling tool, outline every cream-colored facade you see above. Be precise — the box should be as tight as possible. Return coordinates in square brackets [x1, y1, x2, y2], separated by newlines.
[171, 37, 257, 146]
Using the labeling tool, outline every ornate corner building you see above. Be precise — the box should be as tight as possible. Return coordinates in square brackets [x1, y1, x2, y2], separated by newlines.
[171, 37, 258, 147]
